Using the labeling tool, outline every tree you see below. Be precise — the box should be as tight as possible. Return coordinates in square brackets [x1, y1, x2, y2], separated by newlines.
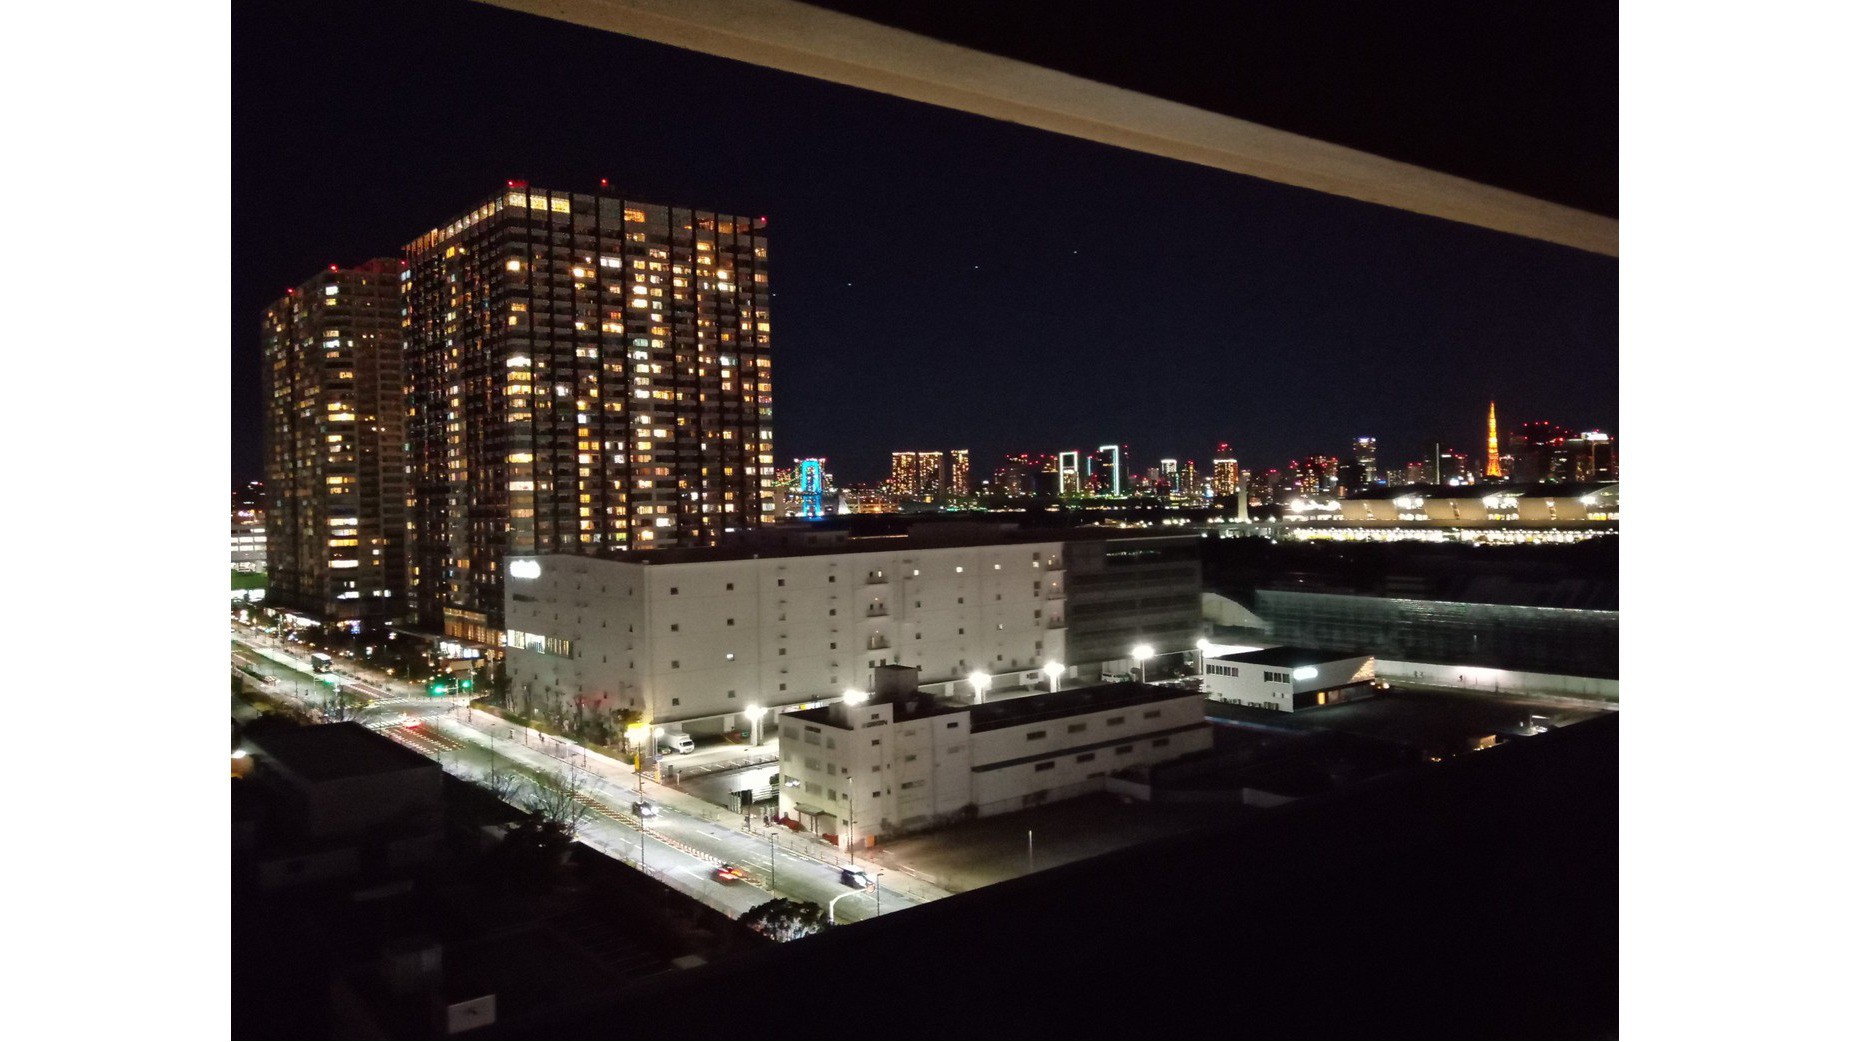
[738, 898, 830, 943]
[478, 754, 522, 806]
[521, 766, 593, 839]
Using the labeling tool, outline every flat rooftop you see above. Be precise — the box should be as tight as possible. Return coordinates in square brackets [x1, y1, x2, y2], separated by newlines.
[968, 681, 1201, 732]
[785, 681, 1203, 733]
[247, 722, 436, 783]
[1210, 646, 1370, 669]
[534, 523, 1196, 567]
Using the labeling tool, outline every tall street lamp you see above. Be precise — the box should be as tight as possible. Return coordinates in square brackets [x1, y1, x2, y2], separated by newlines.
[842, 687, 869, 706]
[969, 670, 991, 704]
[1131, 644, 1154, 684]
[1042, 660, 1064, 693]
[845, 772, 856, 866]
[1195, 637, 1212, 677]
[744, 703, 766, 746]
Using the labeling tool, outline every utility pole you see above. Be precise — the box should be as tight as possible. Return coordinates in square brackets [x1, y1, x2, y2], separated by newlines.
[1028, 829, 1035, 873]
[769, 833, 777, 890]
[846, 773, 856, 866]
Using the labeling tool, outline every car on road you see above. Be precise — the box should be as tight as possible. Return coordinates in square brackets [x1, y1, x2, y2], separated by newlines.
[713, 862, 745, 883]
[632, 801, 658, 818]
[840, 868, 873, 889]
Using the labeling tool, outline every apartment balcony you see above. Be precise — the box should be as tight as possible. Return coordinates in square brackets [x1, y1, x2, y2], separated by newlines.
[866, 605, 889, 618]
[863, 572, 889, 585]
[867, 637, 891, 651]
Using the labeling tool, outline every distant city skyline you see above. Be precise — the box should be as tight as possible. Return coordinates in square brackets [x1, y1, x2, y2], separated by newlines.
[233, 2, 1616, 490]
[820, 405, 1615, 489]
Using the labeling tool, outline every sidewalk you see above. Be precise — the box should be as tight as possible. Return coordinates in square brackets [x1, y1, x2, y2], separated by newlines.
[234, 625, 953, 905]
[442, 705, 952, 904]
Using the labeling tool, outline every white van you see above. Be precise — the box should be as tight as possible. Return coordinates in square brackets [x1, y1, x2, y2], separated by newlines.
[658, 731, 695, 754]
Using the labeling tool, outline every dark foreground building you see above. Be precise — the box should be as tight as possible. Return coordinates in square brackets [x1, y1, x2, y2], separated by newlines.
[493, 712, 1618, 1039]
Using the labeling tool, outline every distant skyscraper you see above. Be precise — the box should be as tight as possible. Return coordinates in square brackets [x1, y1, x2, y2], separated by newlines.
[1093, 444, 1125, 496]
[1058, 450, 1082, 495]
[1508, 421, 1573, 482]
[1178, 460, 1200, 497]
[1563, 431, 1619, 481]
[888, 451, 919, 496]
[916, 450, 947, 496]
[948, 449, 970, 497]
[403, 185, 773, 642]
[1211, 455, 1239, 497]
[263, 259, 406, 623]
[1351, 436, 1378, 485]
[1485, 402, 1503, 478]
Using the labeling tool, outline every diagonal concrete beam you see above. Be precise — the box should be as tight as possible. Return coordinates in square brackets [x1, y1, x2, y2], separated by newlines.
[482, 0, 1616, 257]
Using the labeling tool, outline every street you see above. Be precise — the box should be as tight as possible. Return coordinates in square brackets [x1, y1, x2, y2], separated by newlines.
[232, 624, 937, 923]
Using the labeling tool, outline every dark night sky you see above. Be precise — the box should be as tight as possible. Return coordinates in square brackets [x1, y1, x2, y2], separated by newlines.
[233, 1, 1617, 487]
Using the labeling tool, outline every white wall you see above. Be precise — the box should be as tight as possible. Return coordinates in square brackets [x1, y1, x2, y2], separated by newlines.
[506, 542, 1069, 728]
[1203, 654, 1375, 712]
[968, 694, 1211, 816]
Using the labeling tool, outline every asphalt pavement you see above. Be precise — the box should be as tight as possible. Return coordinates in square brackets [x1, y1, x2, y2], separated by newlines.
[231, 624, 939, 922]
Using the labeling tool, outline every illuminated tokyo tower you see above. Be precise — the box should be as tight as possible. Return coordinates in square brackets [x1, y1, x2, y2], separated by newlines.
[1485, 401, 1503, 478]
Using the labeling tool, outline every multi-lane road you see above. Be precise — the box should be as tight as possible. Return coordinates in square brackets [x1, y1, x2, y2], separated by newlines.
[232, 626, 937, 923]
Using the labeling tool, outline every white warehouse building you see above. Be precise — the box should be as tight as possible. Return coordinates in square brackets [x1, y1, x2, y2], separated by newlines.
[1202, 646, 1379, 713]
[779, 665, 1212, 842]
[500, 524, 1203, 737]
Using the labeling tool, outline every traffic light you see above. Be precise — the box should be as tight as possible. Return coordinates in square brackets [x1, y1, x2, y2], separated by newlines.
[429, 682, 449, 696]
[461, 678, 474, 690]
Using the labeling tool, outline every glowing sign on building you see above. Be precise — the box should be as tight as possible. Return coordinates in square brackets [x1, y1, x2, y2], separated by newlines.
[798, 458, 827, 519]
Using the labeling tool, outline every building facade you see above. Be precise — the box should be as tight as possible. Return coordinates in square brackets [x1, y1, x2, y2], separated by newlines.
[262, 259, 406, 623]
[1202, 647, 1378, 712]
[501, 527, 1203, 735]
[779, 670, 1212, 840]
[403, 185, 774, 642]
[502, 530, 1068, 732]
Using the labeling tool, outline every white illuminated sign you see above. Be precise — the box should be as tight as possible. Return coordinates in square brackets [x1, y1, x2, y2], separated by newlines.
[508, 559, 542, 579]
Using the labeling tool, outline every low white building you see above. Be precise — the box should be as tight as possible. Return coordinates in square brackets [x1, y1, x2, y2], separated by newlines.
[501, 524, 1203, 736]
[778, 665, 1212, 843]
[1202, 646, 1378, 713]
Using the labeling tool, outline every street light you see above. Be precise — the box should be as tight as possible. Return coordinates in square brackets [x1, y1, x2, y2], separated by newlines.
[969, 670, 991, 704]
[845, 772, 856, 866]
[1131, 644, 1154, 684]
[1042, 660, 1063, 693]
[1195, 637, 1212, 677]
[841, 687, 869, 706]
[744, 703, 766, 746]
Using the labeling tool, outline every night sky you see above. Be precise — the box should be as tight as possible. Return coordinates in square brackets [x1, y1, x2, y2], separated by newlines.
[233, 1, 1617, 486]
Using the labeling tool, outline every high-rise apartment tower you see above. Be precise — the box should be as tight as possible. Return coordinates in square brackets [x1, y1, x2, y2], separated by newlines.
[263, 259, 407, 623]
[403, 185, 773, 642]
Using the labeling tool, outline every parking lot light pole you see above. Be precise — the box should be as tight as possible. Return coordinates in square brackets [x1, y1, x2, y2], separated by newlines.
[745, 703, 765, 746]
[1131, 644, 1154, 684]
[1042, 660, 1063, 693]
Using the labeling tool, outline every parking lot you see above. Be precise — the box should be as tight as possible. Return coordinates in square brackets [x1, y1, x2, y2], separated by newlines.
[871, 791, 1242, 893]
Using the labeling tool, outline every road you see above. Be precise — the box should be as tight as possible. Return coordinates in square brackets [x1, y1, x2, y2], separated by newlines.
[231, 624, 933, 922]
